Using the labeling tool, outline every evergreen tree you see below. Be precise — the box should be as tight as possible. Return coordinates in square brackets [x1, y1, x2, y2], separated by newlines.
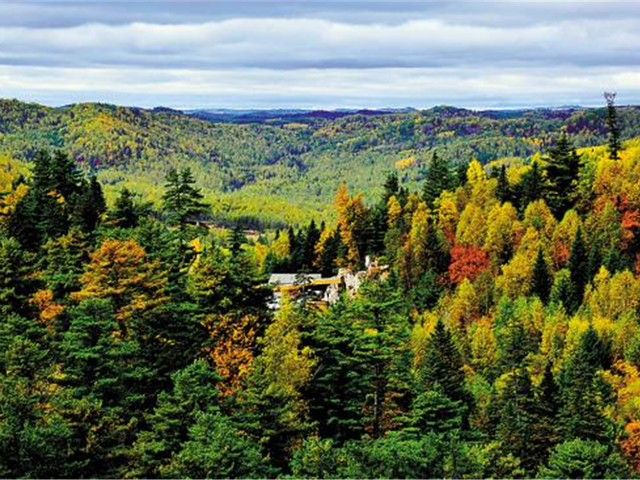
[604, 92, 621, 161]
[61, 299, 154, 476]
[559, 326, 614, 443]
[303, 220, 320, 269]
[519, 161, 544, 210]
[109, 188, 149, 228]
[162, 167, 207, 229]
[164, 411, 271, 479]
[496, 367, 538, 472]
[531, 248, 551, 303]
[567, 227, 589, 310]
[127, 360, 222, 478]
[418, 320, 466, 404]
[422, 152, 453, 207]
[538, 439, 629, 479]
[529, 363, 561, 466]
[495, 165, 511, 203]
[544, 133, 581, 217]
[72, 175, 106, 232]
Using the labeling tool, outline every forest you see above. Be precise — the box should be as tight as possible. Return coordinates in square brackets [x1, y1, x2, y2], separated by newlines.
[2, 98, 640, 226]
[1, 95, 640, 478]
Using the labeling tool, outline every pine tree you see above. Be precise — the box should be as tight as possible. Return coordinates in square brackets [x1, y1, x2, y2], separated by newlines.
[419, 320, 467, 405]
[604, 92, 621, 161]
[559, 326, 614, 442]
[162, 167, 208, 229]
[518, 161, 544, 210]
[72, 176, 106, 232]
[529, 363, 561, 466]
[127, 360, 222, 478]
[496, 367, 537, 472]
[109, 188, 149, 228]
[495, 165, 511, 203]
[531, 248, 551, 303]
[422, 152, 453, 207]
[567, 227, 589, 310]
[545, 133, 581, 217]
[303, 220, 321, 269]
[61, 299, 154, 476]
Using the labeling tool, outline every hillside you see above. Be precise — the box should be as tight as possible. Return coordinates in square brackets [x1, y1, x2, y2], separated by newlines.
[2, 98, 640, 226]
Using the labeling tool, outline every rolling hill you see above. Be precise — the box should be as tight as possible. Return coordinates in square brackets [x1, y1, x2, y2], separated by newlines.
[1, 98, 640, 226]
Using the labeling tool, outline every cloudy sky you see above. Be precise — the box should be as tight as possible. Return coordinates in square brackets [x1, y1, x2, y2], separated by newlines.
[0, 1, 638, 109]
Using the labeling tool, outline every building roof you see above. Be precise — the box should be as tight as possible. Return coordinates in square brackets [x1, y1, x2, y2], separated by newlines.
[268, 273, 322, 286]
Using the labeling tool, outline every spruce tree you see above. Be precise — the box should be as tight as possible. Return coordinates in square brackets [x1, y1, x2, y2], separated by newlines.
[531, 248, 551, 303]
[162, 167, 207, 229]
[529, 363, 561, 466]
[545, 133, 581, 217]
[518, 161, 544, 210]
[419, 320, 467, 404]
[495, 165, 511, 203]
[496, 367, 538, 472]
[303, 220, 321, 269]
[422, 152, 453, 207]
[604, 92, 621, 161]
[567, 227, 589, 310]
[559, 326, 614, 443]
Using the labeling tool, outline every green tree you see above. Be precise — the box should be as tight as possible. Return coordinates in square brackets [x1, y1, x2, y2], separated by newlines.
[544, 133, 581, 217]
[567, 227, 589, 310]
[604, 92, 621, 161]
[164, 411, 271, 479]
[531, 248, 551, 303]
[127, 360, 222, 478]
[538, 439, 628, 479]
[422, 152, 453, 208]
[109, 187, 150, 228]
[558, 326, 614, 443]
[162, 167, 208, 229]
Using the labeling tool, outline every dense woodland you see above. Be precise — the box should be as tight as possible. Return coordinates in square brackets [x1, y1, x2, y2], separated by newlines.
[1, 97, 640, 478]
[2, 99, 640, 226]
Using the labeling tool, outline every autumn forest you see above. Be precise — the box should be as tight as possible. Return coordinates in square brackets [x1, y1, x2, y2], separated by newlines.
[1, 94, 640, 479]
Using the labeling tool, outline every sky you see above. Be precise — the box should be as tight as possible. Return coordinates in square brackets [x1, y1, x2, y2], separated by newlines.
[0, 1, 639, 109]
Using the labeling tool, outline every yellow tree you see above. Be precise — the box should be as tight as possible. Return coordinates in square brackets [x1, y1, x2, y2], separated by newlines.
[484, 202, 519, 265]
[584, 267, 640, 321]
[467, 159, 498, 210]
[335, 183, 366, 268]
[496, 227, 542, 299]
[523, 199, 557, 243]
[203, 312, 259, 395]
[456, 203, 487, 248]
[399, 202, 430, 286]
[551, 209, 582, 269]
[72, 238, 167, 330]
[435, 190, 459, 244]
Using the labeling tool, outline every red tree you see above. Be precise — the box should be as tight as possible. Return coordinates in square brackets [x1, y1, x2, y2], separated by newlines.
[449, 244, 490, 285]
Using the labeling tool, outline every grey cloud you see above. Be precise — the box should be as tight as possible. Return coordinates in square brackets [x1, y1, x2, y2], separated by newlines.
[0, 1, 639, 108]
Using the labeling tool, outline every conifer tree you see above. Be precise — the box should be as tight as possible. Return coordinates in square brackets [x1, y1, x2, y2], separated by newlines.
[604, 92, 621, 161]
[127, 360, 222, 478]
[567, 227, 589, 310]
[495, 165, 511, 203]
[544, 133, 581, 218]
[496, 367, 537, 472]
[419, 320, 467, 405]
[531, 248, 551, 303]
[559, 326, 614, 442]
[422, 152, 453, 208]
[109, 188, 149, 228]
[162, 167, 207, 229]
[519, 161, 544, 210]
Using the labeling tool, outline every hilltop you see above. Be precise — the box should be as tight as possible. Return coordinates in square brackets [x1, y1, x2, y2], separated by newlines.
[1, 98, 640, 226]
